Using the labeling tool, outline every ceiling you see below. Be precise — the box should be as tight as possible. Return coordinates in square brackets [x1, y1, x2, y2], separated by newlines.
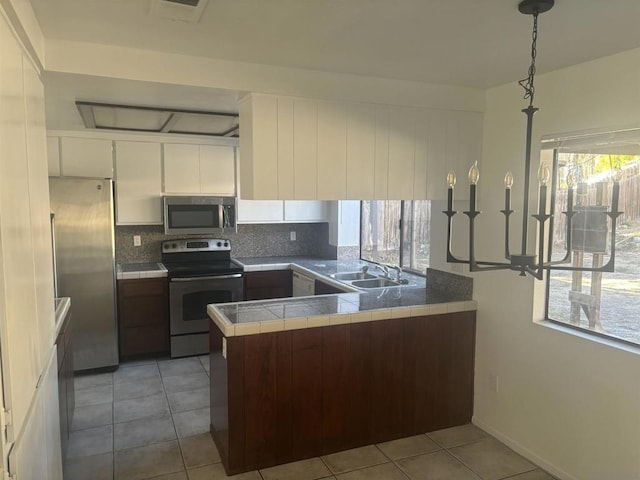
[32, 0, 640, 131]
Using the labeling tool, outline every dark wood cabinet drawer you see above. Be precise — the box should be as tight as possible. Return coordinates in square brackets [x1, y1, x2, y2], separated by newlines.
[117, 277, 170, 358]
[118, 277, 167, 298]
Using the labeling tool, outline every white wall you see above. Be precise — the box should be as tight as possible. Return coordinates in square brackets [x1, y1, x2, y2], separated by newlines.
[471, 47, 640, 480]
[328, 201, 361, 248]
[44, 39, 485, 113]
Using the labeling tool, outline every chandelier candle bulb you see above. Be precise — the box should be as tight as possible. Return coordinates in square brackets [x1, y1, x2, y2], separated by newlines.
[446, 170, 456, 211]
[468, 162, 479, 212]
[504, 171, 514, 210]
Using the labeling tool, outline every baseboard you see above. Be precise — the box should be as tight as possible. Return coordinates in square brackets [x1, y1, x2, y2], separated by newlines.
[472, 416, 576, 480]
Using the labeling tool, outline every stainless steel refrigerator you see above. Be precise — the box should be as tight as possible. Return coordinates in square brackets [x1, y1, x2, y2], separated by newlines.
[49, 177, 118, 371]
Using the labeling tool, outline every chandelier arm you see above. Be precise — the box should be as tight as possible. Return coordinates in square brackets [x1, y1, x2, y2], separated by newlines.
[531, 210, 552, 277]
[500, 209, 514, 260]
[543, 211, 622, 273]
[522, 265, 545, 280]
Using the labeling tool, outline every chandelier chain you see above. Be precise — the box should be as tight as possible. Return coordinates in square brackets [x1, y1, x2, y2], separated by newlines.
[518, 9, 539, 106]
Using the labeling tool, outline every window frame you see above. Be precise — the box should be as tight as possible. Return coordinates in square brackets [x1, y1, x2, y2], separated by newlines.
[544, 147, 640, 348]
[359, 200, 428, 277]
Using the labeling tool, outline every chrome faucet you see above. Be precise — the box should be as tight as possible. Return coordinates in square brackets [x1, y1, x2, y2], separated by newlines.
[375, 264, 390, 277]
[390, 265, 403, 283]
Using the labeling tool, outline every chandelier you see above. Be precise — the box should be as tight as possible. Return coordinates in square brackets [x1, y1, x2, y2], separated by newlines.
[443, 0, 622, 279]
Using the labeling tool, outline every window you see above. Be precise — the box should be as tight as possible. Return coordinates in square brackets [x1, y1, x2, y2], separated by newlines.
[360, 200, 431, 275]
[545, 132, 640, 346]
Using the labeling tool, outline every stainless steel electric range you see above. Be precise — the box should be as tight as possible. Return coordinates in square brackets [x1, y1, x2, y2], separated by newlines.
[161, 238, 244, 357]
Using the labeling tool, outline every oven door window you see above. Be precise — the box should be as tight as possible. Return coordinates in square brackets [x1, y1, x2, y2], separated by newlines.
[182, 289, 232, 322]
[169, 277, 243, 336]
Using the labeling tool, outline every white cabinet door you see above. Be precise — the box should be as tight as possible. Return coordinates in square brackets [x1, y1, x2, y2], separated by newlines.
[199, 145, 235, 195]
[284, 201, 327, 222]
[277, 96, 295, 199]
[317, 101, 347, 199]
[239, 94, 278, 199]
[373, 105, 390, 200]
[387, 106, 416, 200]
[0, 21, 42, 441]
[425, 110, 447, 200]
[293, 99, 318, 199]
[237, 199, 284, 223]
[346, 103, 376, 199]
[163, 143, 200, 194]
[413, 110, 429, 200]
[47, 136, 60, 176]
[9, 349, 61, 480]
[25, 57, 56, 359]
[59, 137, 113, 178]
[115, 141, 163, 224]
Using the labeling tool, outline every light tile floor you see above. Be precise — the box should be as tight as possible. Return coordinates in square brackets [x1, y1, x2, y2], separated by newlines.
[65, 356, 557, 480]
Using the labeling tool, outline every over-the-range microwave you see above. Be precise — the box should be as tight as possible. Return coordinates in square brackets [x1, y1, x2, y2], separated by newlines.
[163, 196, 237, 235]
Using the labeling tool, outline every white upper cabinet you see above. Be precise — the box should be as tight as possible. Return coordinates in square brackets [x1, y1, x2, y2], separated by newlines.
[239, 94, 279, 199]
[284, 201, 328, 222]
[164, 143, 235, 195]
[163, 143, 200, 194]
[237, 199, 284, 223]
[316, 101, 347, 199]
[239, 93, 483, 201]
[199, 145, 235, 195]
[387, 106, 417, 200]
[346, 103, 376, 199]
[59, 137, 113, 178]
[115, 141, 163, 225]
[293, 99, 318, 200]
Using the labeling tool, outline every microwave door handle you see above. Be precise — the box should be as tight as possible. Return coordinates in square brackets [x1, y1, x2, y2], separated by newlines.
[219, 205, 225, 229]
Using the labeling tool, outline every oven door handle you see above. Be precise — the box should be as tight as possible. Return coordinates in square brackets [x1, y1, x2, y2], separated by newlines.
[170, 274, 243, 282]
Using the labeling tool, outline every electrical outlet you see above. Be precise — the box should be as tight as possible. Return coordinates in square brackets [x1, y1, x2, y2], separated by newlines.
[133, 235, 142, 247]
[290, 231, 297, 241]
[489, 374, 499, 393]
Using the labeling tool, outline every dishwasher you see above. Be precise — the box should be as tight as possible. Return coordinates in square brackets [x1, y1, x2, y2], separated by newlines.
[292, 271, 315, 297]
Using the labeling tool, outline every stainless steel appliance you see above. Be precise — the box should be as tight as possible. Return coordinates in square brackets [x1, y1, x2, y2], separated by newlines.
[163, 196, 237, 235]
[49, 178, 118, 371]
[162, 238, 244, 357]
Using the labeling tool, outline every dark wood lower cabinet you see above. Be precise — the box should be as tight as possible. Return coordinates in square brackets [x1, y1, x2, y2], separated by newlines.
[210, 311, 476, 475]
[244, 270, 293, 300]
[117, 278, 169, 358]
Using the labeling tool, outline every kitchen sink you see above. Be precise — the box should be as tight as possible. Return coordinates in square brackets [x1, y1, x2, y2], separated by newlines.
[330, 272, 377, 281]
[351, 278, 400, 288]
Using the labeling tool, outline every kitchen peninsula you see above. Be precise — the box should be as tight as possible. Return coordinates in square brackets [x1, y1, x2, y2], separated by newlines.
[207, 259, 476, 475]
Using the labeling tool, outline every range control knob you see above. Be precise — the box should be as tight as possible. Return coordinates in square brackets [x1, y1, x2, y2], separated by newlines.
[224, 242, 229, 247]
[172, 243, 177, 249]
[217, 241, 222, 247]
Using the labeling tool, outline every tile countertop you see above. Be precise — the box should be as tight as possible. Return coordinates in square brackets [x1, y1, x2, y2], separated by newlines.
[54, 297, 71, 337]
[208, 256, 476, 337]
[116, 262, 167, 280]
